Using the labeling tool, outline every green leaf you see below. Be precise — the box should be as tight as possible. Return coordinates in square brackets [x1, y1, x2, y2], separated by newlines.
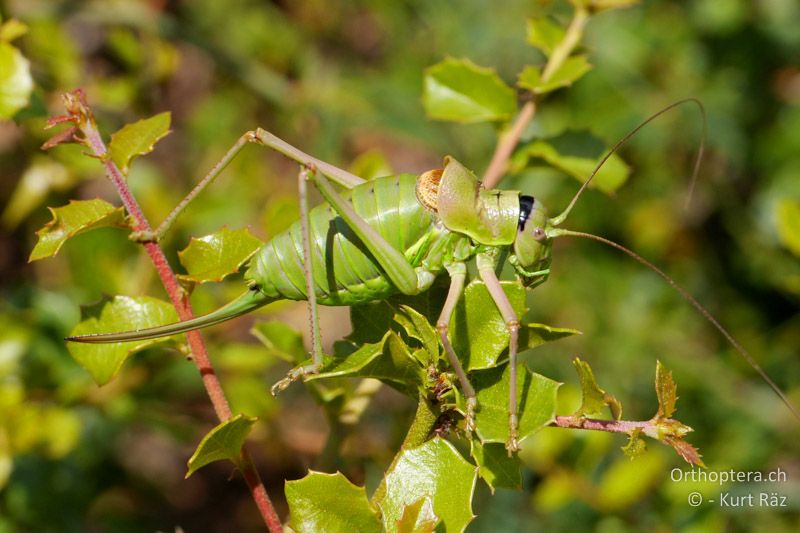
[526, 17, 565, 56]
[349, 149, 394, 181]
[346, 284, 447, 346]
[286, 471, 381, 533]
[177, 227, 263, 283]
[109, 112, 171, 175]
[308, 332, 424, 395]
[348, 301, 396, 345]
[596, 451, 665, 511]
[510, 132, 630, 194]
[0, 428, 11, 491]
[185, 414, 256, 477]
[517, 55, 592, 95]
[470, 441, 522, 492]
[572, 357, 622, 419]
[67, 296, 178, 385]
[776, 199, 800, 257]
[470, 363, 561, 444]
[0, 19, 28, 43]
[451, 280, 526, 370]
[621, 429, 646, 460]
[520, 323, 582, 351]
[654, 360, 677, 419]
[29, 199, 127, 261]
[590, 0, 641, 11]
[423, 57, 517, 123]
[0, 41, 33, 119]
[394, 305, 439, 363]
[250, 321, 306, 363]
[396, 497, 439, 533]
[378, 438, 477, 533]
[1, 159, 72, 231]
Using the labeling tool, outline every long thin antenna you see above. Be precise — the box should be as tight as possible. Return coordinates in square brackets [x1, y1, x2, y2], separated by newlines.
[548, 227, 800, 422]
[551, 98, 707, 226]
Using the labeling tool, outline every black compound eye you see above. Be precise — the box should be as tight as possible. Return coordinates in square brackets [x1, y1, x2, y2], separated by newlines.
[518, 195, 535, 230]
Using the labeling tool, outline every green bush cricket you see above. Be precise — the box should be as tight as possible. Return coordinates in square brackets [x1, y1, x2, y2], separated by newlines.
[67, 100, 800, 453]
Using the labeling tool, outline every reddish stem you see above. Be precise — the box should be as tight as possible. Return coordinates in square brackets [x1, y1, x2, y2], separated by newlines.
[63, 91, 282, 532]
[551, 416, 651, 434]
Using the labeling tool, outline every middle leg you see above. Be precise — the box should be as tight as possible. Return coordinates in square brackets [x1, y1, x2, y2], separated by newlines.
[436, 263, 477, 434]
[476, 252, 522, 454]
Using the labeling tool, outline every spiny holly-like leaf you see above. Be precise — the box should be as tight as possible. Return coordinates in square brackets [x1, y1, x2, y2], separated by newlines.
[776, 199, 800, 257]
[67, 296, 178, 385]
[177, 227, 263, 283]
[286, 471, 381, 533]
[665, 437, 705, 467]
[423, 57, 517, 123]
[0, 41, 33, 119]
[449, 281, 577, 370]
[29, 199, 126, 261]
[185, 414, 256, 477]
[641, 362, 703, 466]
[469, 363, 561, 444]
[378, 437, 477, 533]
[395, 305, 439, 363]
[521, 323, 582, 352]
[109, 111, 171, 175]
[572, 358, 622, 419]
[451, 280, 526, 370]
[348, 301, 396, 345]
[510, 132, 630, 194]
[621, 429, 646, 460]
[250, 320, 306, 363]
[517, 55, 592, 95]
[396, 497, 439, 533]
[346, 284, 448, 346]
[654, 360, 677, 419]
[470, 441, 522, 492]
[307, 332, 425, 395]
[526, 17, 565, 56]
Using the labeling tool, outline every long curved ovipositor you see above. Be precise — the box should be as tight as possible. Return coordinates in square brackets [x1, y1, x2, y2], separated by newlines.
[66, 289, 273, 343]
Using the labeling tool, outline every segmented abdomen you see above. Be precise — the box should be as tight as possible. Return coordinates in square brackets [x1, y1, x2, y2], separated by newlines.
[245, 173, 436, 306]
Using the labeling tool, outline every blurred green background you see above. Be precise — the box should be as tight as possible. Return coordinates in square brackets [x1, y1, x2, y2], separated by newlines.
[1, 0, 799, 531]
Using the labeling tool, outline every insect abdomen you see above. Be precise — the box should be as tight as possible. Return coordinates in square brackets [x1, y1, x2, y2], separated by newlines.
[246, 174, 436, 306]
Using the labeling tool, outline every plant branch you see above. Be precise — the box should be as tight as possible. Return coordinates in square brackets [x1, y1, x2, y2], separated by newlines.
[551, 415, 651, 434]
[58, 90, 282, 533]
[482, 5, 590, 189]
[481, 101, 536, 190]
[550, 413, 695, 450]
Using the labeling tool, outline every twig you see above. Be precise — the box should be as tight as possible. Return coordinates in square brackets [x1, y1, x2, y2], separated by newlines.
[482, 6, 590, 189]
[551, 415, 650, 434]
[58, 90, 282, 533]
[481, 101, 536, 190]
